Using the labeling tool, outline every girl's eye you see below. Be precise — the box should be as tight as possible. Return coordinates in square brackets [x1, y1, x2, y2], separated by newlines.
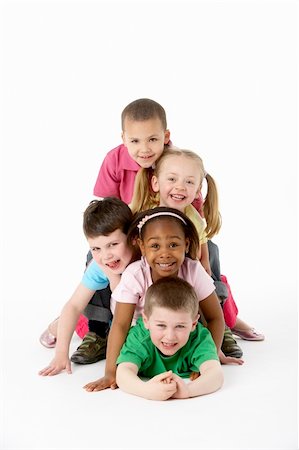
[150, 243, 159, 249]
[168, 177, 175, 182]
[131, 139, 138, 144]
[187, 180, 195, 185]
[169, 242, 178, 248]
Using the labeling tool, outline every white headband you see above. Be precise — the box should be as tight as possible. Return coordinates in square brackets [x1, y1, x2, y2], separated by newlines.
[137, 211, 187, 234]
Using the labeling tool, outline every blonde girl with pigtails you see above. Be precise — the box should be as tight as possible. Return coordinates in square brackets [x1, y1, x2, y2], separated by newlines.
[130, 148, 221, 275]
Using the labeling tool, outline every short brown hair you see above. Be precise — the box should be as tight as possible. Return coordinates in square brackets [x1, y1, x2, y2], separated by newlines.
[83, 197, 133, 238]
[144, 277, 199, 319]
[121, 98, 167, 130]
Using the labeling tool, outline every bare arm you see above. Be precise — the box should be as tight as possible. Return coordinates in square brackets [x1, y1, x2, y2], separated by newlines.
[83, 302, 135, 392]
[199, 291, 225, 352]
[199, 242, 211, 275]
[38, 283, 95, 376]
[171, 360, 223, 398]
[116, 363, 177, 401]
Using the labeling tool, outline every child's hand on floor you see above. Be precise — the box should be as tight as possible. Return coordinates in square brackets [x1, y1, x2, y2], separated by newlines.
[218, 349, 244, 365]
[39, 355, 72, 376]
[83, 375, 118, 392]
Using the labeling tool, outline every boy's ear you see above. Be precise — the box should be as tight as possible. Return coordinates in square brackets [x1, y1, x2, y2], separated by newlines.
[164, 129, 171, 144]
[151, 175, 159, 193]
[191, 314, 200, 331]
[142, 312, 150, 329]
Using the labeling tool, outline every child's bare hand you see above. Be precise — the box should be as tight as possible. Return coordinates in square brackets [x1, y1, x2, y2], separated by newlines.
[218, 349, 244, 365]
[189, 371, 200, 381]
[83, 375, 117, 392]
[170, 373, 190, 399]
[146, 371, 177, 400]
[161, 372, 174, 384]
[38, 356, 72, 376]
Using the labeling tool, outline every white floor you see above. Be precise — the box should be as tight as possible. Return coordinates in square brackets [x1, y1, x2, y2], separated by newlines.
[2, 293, 297, 450]
[1, 1, 298, 449]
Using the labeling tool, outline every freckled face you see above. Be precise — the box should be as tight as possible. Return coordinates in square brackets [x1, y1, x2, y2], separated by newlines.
[138, 218, 189, 282]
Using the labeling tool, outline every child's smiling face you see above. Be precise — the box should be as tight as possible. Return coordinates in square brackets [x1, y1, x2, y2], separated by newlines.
[88, 229, 132, 274]
[143, 306, 198, 356]
[152, 154, 202, 212]
[122, 117, 170, 168]
[138, 218, 189, 282]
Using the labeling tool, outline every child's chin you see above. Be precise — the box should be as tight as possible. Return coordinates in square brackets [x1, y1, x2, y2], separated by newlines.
[140, 163, 153, 170]
[159, 345, 178, 356]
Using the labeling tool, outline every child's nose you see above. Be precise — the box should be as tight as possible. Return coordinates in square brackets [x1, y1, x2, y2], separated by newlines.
[141, 142, 150, 153]
[102, 249, 113, 260]
[158, 246, 171, 257]
[174, 181, 185, 190]
[165, 328, 176, 340]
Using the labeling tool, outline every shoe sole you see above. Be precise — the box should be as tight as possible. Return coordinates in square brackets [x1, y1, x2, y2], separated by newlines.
[39, 340, 56, 348]
[70, 355, 106, 364]
[232, 332, 265, 341]
[222, 351, 243, 358]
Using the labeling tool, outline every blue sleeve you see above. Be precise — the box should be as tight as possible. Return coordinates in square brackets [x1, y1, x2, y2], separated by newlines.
[81, 260, 109, 291]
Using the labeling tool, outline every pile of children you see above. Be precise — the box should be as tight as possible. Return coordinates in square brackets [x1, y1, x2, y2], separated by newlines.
[39, 99, 264, 400]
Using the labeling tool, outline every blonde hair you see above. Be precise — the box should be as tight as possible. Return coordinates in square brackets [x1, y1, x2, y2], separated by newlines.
[130, 148, 221, 239]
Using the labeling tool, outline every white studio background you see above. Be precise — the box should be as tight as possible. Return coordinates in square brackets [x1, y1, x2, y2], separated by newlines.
[0, 1, 298, 449]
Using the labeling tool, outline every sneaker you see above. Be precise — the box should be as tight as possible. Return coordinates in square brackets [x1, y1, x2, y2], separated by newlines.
[231, 327, 265, 341]
[39, 318, 59, 348]
[221, 326, 243, 358]
[70, 332, 107, 364]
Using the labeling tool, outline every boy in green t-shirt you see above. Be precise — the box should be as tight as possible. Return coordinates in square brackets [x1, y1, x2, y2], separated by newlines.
[116, 277, 224, 400]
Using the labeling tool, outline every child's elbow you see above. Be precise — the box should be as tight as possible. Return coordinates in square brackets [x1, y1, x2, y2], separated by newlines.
[216, 367, 224, 390]
[115, 365, 123, 387]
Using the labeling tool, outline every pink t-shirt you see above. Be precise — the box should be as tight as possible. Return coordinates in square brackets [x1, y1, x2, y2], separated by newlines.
[93, 144, 140, 204]
[111, 257, 215, 324]
[93, 143, 204, 211]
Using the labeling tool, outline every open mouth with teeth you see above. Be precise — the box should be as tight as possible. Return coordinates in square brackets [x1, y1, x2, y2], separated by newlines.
[106, 259, 121, 270]
[160, 341, 178, 354]
[170, 194, 186, 201]
[156, 262, 177, 272]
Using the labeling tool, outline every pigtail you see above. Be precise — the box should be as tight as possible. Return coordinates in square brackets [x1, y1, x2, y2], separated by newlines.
[203, 174, 222, 239]
[130, 168, 158, 214]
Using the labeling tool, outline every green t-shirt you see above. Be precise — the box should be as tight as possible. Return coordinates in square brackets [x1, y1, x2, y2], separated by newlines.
[117, 317, 219, 379]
